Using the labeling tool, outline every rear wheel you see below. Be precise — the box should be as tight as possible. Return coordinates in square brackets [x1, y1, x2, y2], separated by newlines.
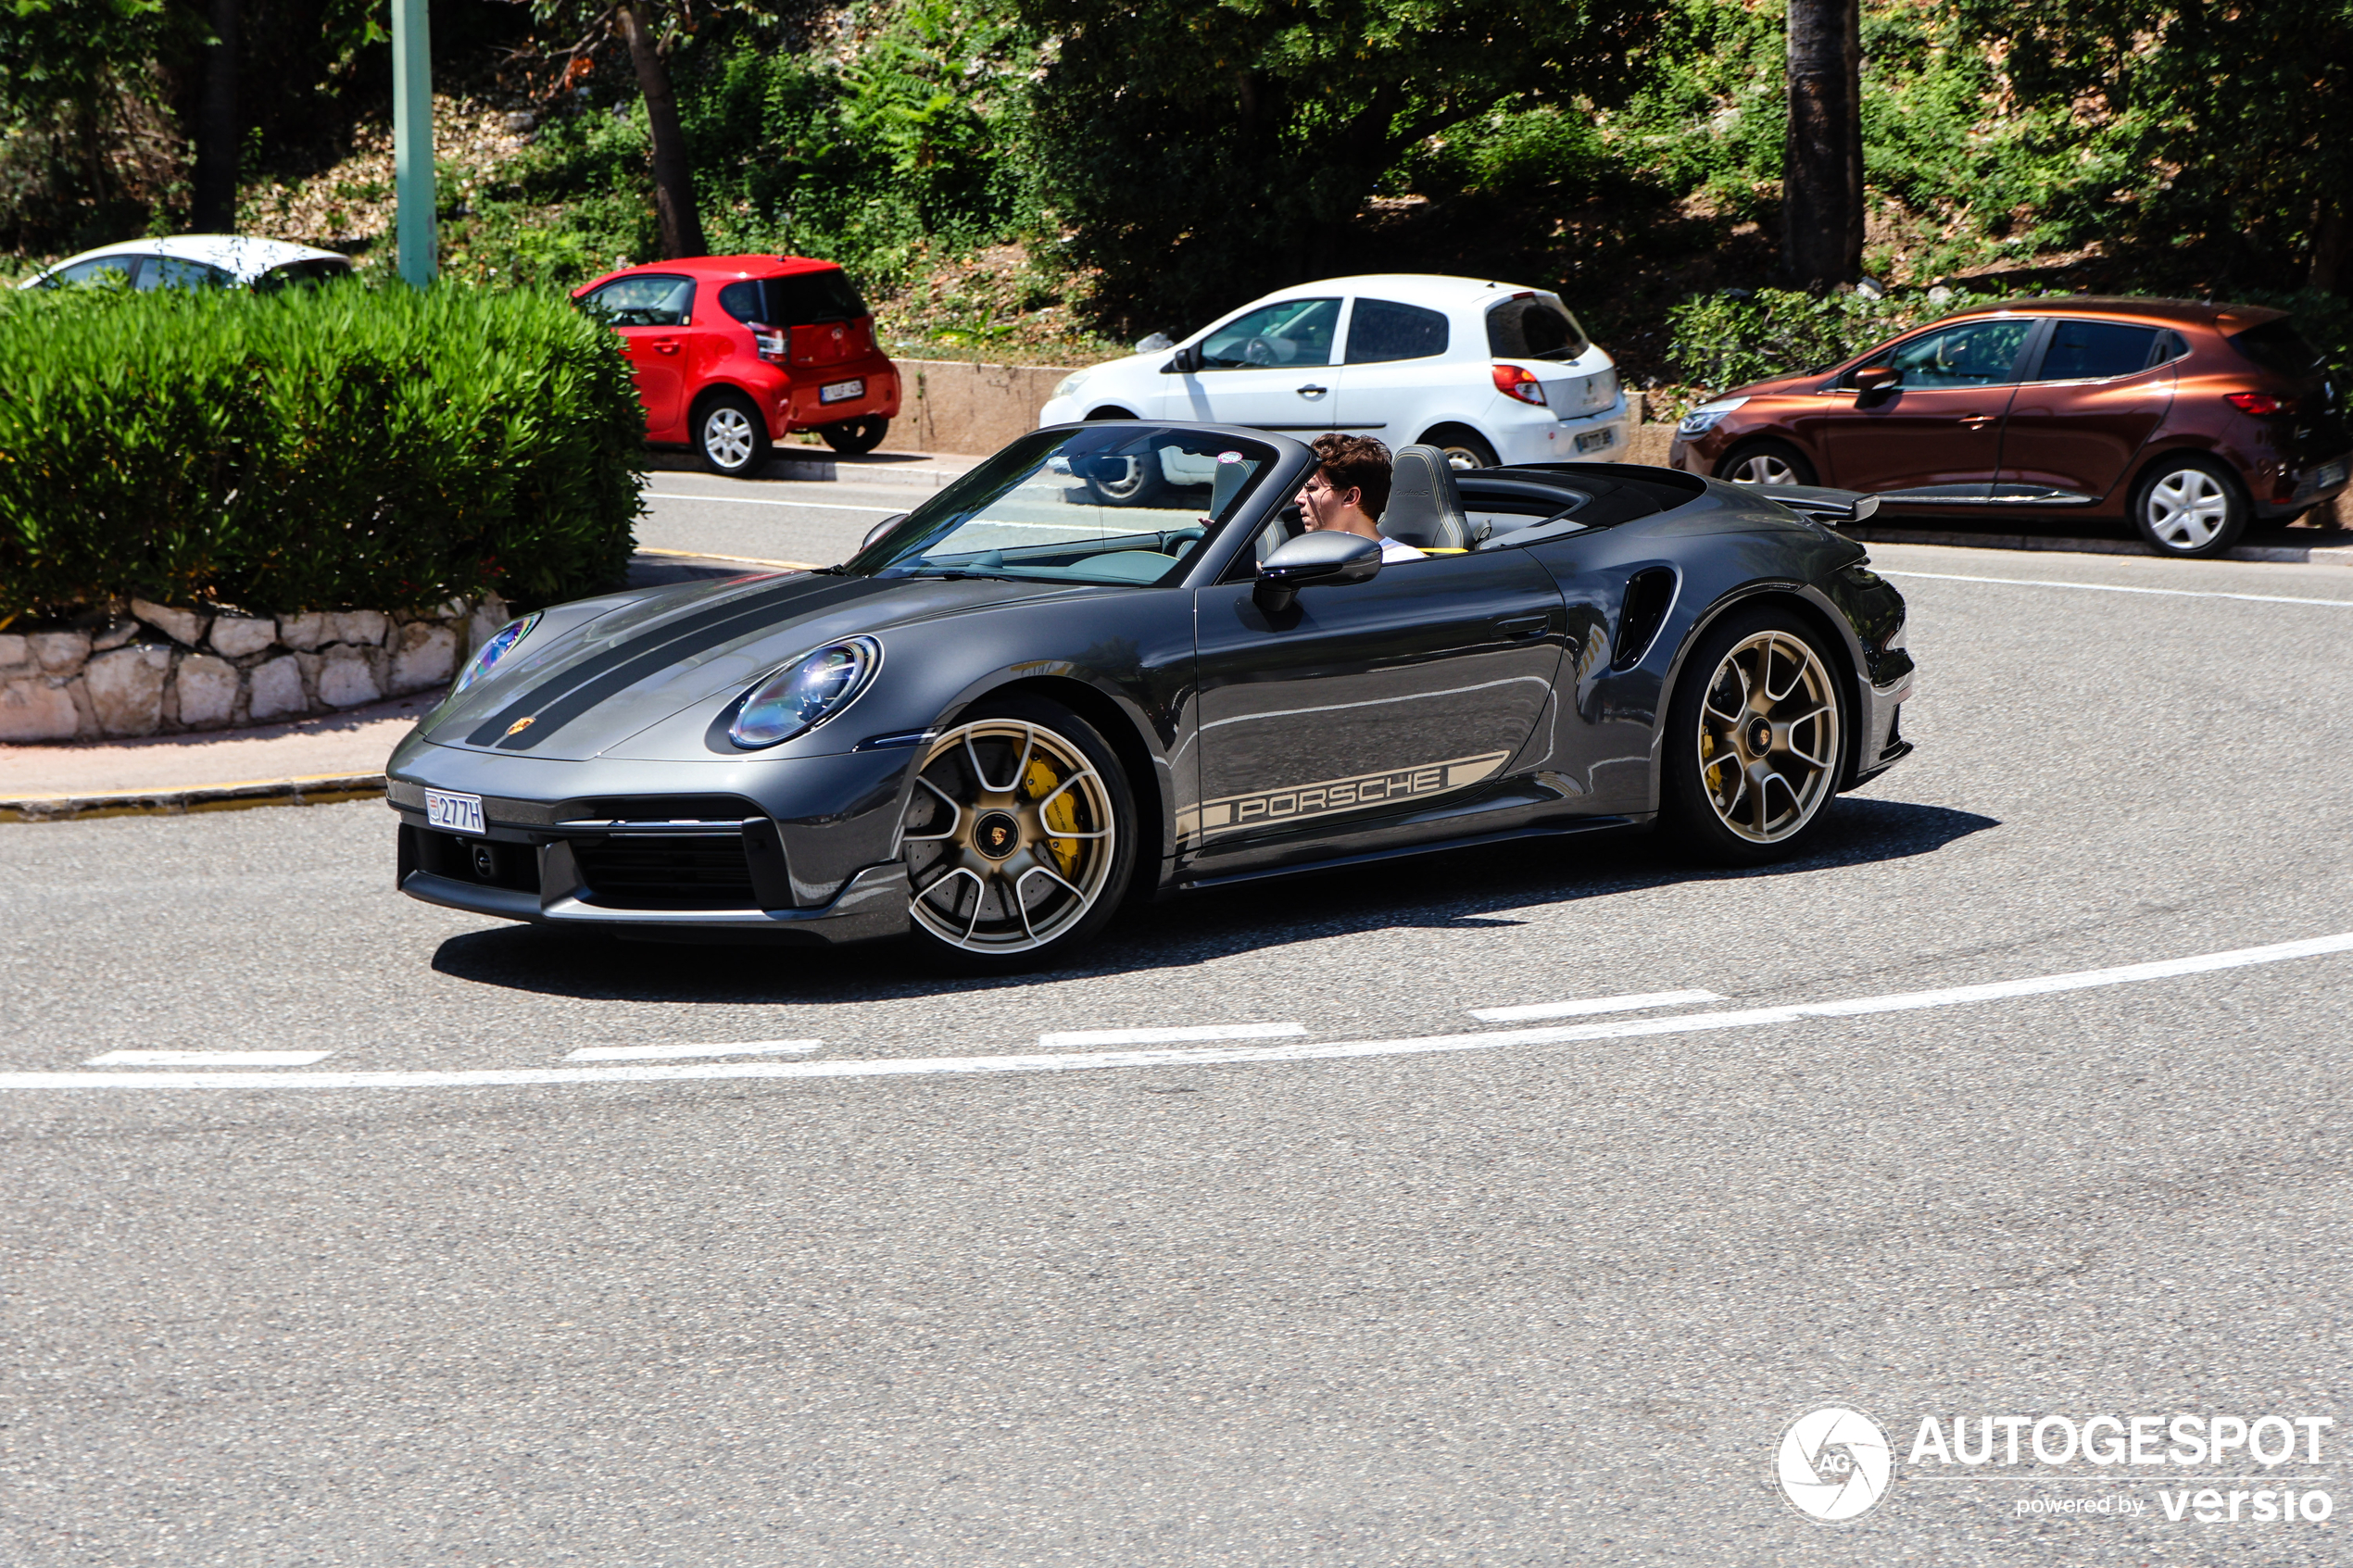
[1419, 424, 1497, 471]
[694, 392, 772, 477]
[819, 416, 889, 455]
[899, 696, 1137, 969]
[1661, 606, 1845, 865]
[1718, 439, 1817, 487]
[2130, 455, 2246, 558]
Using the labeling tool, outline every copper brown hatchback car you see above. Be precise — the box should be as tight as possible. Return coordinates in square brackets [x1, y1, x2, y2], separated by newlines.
[1669, 296, 2350, 557]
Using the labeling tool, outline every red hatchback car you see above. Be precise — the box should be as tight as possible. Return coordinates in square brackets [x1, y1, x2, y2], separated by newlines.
[573, 255, 901, 475]
[1669, 296, 2350, 557]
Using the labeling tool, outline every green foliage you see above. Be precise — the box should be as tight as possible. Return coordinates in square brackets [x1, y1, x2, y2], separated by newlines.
[1664, 285, 2007, 399]
[0, 283, 643, 621]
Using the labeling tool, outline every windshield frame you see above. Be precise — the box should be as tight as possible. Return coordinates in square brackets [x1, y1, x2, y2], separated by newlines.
[841, 423, 1316, 591]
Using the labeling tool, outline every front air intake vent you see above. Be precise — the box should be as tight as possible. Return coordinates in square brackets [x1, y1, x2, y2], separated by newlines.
[1611, 568, 1679, 671]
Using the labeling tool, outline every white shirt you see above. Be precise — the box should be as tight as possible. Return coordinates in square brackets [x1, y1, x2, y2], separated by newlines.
[1378, 536, 1427, 562]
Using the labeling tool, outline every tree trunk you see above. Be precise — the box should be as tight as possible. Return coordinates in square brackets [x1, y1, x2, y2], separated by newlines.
[1782, 0, 1862, 288]
[2311, 201, 2351, 293]
[617, 3, 707, 259]
[191, 0, 239, 232]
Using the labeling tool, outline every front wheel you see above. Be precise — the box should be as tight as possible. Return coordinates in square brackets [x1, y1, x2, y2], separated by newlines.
[2131, 456, 2246, 558]
[1718, 439, 1817, 487]
[820, 416, 889, 455]
[694, 392, 772, 477]
[1660, 607, 1845, 865]
[899, 697, 1137, 969]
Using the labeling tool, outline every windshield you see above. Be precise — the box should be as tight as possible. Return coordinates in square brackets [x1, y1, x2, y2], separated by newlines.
[845, 426, 1283, 587]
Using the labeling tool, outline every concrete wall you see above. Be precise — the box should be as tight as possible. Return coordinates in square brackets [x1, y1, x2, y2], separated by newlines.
[895, 358, 1070, 458]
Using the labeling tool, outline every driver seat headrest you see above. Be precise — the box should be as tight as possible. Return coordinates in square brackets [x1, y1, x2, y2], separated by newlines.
[1379, 445, 1470, 551]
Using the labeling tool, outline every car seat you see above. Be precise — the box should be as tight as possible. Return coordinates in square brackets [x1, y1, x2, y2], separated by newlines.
[1379, 445, 1471, 553]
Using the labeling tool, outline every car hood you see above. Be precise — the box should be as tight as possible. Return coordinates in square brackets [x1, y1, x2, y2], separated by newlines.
[1726, 368, 1828, 399]
[413, 569, 1079, 763]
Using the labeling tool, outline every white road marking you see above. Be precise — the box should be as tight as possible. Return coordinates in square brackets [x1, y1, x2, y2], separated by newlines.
[1880, 570, 2353, 608]
[642, 492, 905, 514]
[82, 1049, 333, 1067]
[6, 931, 2346, 1091]
[1038, 1022, 1307, 1049]
[1470, 989, 1723, 1022]
[564, 1039, 823, 1062]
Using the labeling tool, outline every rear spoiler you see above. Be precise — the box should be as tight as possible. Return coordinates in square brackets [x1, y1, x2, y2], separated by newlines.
[1753, 484, 1879, 526]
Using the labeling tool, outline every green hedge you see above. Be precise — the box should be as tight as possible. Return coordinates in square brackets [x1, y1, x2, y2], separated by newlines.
[0, 283, 644, 621]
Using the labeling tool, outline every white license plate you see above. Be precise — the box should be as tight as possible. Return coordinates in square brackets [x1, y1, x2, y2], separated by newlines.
[819, 378, 864, 405]
[424, 789, 484, 835]
[2318, 461, 2347, 488]
[1575, 428, 1616, 454]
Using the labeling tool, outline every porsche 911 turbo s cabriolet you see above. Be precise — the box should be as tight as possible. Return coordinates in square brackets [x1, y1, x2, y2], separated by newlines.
[386, 423, 1916, 967]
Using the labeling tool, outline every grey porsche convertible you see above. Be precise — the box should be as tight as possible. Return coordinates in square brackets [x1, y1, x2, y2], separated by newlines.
[387, 423, 1915, 966]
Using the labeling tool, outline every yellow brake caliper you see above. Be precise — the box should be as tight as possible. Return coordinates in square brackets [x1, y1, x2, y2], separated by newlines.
[1025, 758, 1081, 876]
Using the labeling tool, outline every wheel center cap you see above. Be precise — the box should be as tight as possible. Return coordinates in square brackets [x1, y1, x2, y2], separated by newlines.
[973, 809, 1022, 860]
[1746, 718, 1774, 754]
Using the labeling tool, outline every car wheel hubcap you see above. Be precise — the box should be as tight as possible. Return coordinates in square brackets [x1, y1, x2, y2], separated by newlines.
[1696, 631, 1840, 844]
[705, 408, 757, 469]
[1091, 457, 1148, 500]
[1732, 454, 1797, 485]
[2145, 470, 2228, 549]
[902, 720, 1115, 953]
[1442, 446, 1486, 471]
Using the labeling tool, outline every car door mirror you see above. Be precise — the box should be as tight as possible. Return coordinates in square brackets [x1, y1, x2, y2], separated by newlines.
[861, 512, 909, 551]
[1254, 531, 1381, 614]
[1852, 364, 1898, 405]
[1161, 343, 1202, 374]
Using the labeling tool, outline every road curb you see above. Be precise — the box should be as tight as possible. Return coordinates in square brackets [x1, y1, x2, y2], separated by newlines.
[0, 771, 385, 824]
[1847, 525, 2353, 564]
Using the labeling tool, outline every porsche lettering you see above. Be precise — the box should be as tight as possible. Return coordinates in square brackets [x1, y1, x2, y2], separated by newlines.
[1179, 752, 1514, 843]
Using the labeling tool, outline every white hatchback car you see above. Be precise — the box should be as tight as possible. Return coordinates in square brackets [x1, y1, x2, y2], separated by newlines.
[19, 234, 354, 293]
[1037, 273, 1631, 491]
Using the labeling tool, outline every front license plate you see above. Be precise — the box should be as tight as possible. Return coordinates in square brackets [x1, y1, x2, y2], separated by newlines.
[1575, 428, 1616, 454]
[424, 789, 485, 835]
[819, 378, 864, 405]
[2317, 460, 2347, 488]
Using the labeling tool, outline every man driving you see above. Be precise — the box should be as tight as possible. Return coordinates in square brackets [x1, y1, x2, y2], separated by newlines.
[1296, 433, 1424, 562]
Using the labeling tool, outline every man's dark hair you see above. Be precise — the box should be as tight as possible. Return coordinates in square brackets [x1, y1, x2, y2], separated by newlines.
[1312, 433, 1392, 519]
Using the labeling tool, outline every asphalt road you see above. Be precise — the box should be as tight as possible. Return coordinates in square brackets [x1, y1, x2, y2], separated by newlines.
[3, 473, 2350, 1564]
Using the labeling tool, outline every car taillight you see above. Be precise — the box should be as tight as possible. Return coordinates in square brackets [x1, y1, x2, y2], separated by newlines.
[1492, 364, 1547, 406]
[2225, 391, 2292, 416]
[749, 323, 786, 363]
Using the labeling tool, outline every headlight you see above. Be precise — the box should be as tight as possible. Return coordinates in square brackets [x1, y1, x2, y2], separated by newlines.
[1052, 370, 1090, 400]
[1676, 395, 1750, 436]
[450, 613, 541, 696]
[728, 637, 882, 749]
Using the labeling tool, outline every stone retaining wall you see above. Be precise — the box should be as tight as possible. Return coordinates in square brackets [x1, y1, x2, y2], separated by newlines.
[0, 596, 507, 744]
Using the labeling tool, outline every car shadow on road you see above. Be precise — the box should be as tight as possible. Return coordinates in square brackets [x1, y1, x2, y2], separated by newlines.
[428, 795, 1998, 1006]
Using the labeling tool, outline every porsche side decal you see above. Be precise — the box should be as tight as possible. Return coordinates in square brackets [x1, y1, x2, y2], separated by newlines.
[1177, 751, 1513, 843]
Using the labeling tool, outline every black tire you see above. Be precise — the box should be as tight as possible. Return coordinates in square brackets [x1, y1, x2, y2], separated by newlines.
[1718, 438, 1818, 487]
[900, 695, 1139, 971]
[1419, 424, 1498, 471]
[2129, 454, 2246, 558]
[819, 416, 889, 455]
[1660, 604, 1847, 866]
[693, 390, 772, 477]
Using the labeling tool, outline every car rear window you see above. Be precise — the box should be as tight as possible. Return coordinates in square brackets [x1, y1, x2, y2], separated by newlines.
[255, 258, 352, 293]
[1486, 292, 1590, 361]
[2229, 319, 2326, 378]
[2036, 320, 2158, 381]
[718, 270, 868, 326]
[1346, 298, 1450, 363]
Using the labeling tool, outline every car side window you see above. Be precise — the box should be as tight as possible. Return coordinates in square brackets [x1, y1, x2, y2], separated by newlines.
[48, 255, 140, 287]
[2033, 320, 2160, 382]
[140, 257, 232, 291]
[1874, 320, 2034, 389]
[1346, 299, 1449, 364]
[1197, 298, 1340, 370]
[583, 275, 695, 327]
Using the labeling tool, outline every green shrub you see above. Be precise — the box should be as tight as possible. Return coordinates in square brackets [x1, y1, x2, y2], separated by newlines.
[1665, 285, 2008, 400]
[0, 282, 643, 621]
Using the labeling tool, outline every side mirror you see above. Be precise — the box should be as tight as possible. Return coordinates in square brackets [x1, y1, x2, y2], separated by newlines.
[861, 512, 908, 550]
[1161, 343, 1203, 374]
[1254, 531, 1380, 614]
[1852, 365, 1898, 405]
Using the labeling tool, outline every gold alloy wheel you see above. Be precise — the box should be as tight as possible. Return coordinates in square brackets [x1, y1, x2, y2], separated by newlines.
[1694, 630, 1841, 844]
[901, 718, 1117, 954]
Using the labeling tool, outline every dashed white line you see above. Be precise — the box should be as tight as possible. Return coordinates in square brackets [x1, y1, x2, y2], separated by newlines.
[1038, 1022, 1307, 1049]
[1470, 989, 1722, 1022]
[564, 1040, 823, 1062]
[82, 1049, 333, 1067]
[6, 931, 2347, 1091]
[642, 492, 906, 513]
[1879, 570, 2353, 608]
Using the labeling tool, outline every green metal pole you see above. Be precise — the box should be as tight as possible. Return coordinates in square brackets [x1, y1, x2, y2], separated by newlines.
[392, 0, 435, 286]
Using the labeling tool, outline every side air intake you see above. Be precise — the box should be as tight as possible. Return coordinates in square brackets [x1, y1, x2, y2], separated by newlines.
[1612, 568, 1679, 671]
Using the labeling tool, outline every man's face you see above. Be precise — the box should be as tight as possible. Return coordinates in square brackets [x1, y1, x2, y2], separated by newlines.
[1296, 467, 1360, 532]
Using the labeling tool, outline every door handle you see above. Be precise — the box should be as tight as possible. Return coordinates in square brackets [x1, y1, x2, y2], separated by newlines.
[1296, 383, 1328, 398]
[1958, 413, 1996, 429]
[1496, 615, 1548, 640]
[653, 340, 681, 355]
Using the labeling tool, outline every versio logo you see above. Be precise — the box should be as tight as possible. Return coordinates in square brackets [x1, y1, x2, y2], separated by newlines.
[1778, 1408, 1894, 1522]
